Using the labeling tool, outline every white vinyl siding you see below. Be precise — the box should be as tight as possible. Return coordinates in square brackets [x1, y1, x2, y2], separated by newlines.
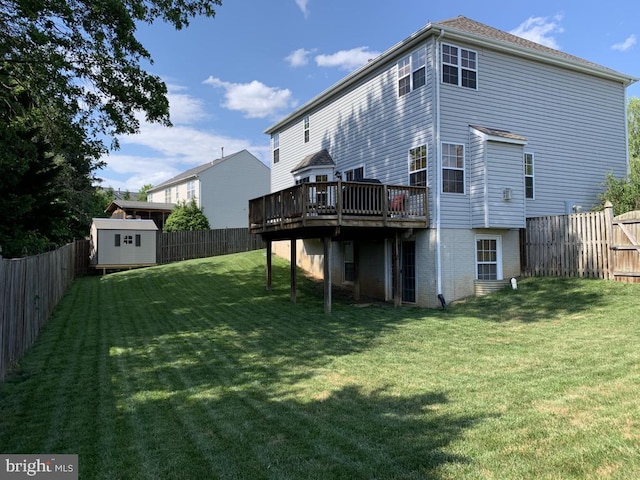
[269, 41, 435, 195]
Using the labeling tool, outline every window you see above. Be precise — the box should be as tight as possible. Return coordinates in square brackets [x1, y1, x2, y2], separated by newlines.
[344, 241, 355, 283]
[303, 116, 310, 143]
[442, 143, 464, 193]
[295, 176, 310, 185]
[135, 234, 141, 247]
[272, 133, 280, 164]
[397, 46, 426, 97]
[123, 235, 133, 245]
[409, 145, 427, 186]
[524, 152, 534, 199]
[175, 186, 179, 202]
[476, 236, 501, 280]
[165, 188, 171, 203]
[315, 174, 328, 182]
[187, 180, 195, 200]
[442, 44, 477, 89]
[115, 234, 121, 247]
[345, 167, 364, 181]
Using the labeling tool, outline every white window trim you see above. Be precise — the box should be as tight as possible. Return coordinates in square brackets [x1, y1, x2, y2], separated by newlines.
[475, 234, 503, 280]
[272, 133, 280, 164]
[397, 45, 426, 97]
[408, 144, 428, 187]
[344, 165, 365, 181]
[524, 152, 535, 200]
[303, 116, 310, 143]
[442, 43, 478, 90]
[440, 142, 465, 195]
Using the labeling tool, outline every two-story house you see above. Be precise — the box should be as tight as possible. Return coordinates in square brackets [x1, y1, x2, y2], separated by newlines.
[250, 16, 636, 308]
[148, 149, 270, 229]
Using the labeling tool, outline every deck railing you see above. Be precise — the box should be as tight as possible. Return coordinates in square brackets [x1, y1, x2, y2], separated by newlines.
[249, 181, 428, 233]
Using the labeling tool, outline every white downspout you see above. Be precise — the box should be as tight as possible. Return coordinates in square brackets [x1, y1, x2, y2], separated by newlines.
[435, 29, 445, 299]
[624, 91, 631, 176]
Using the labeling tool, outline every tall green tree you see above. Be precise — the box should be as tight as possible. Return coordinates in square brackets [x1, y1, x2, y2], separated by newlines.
[0, 0, 221, 256]
[164, 200, 210, 232]
[599, 97, 640, 215]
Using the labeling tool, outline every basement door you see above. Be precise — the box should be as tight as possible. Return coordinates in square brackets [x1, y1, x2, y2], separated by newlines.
[390, 240, 417, 303]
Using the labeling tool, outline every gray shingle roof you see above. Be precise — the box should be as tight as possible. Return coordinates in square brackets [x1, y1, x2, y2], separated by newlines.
[107, 200, 176, 212]
[150, 149, 248, 191]
[470, 125, 527, 143]
[291, 149, 336, 173]
[437, 16, 617, 75]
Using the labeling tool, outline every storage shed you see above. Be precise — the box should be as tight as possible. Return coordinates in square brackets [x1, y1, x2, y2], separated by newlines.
[90, 218, 158, 272]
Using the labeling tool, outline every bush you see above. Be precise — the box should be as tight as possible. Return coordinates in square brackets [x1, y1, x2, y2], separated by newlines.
[164, 199, 210, 232]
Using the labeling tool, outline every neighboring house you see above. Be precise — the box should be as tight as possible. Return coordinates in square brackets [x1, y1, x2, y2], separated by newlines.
[89, 218, 158, 272]
[105, 199, 175, 230]
[250, 16, 637, 308]
[147, 150, 270, 229]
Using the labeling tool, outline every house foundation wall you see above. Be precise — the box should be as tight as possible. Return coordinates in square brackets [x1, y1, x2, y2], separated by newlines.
[271, 228, 521, 308]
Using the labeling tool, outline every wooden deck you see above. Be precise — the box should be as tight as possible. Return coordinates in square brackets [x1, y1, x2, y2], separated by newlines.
[249, 181, 429, 239]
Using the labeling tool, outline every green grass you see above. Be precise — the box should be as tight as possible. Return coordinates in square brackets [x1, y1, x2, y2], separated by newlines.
[1, 250, 640, 479]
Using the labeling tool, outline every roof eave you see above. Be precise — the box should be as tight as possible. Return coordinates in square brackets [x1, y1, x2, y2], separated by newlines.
[265, 22, 637, 135]
[265, 22, 438, 135]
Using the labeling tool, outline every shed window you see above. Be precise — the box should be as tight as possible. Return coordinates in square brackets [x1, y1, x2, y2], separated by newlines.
[115, 234, 121, 247]
[135, 234, 141, 247]
[123, 235, 133, 245]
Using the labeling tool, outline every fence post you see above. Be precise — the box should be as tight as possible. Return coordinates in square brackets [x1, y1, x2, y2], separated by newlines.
[604, 201, 614, 280]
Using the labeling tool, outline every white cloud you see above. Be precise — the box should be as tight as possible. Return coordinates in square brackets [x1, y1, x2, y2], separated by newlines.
[295, 0, 309, 18]
[612, 34, 637, 52]
[203, 76, 297, 118]
[510, 14, 564, 49]
[315, 47, 381, 71]
[286, 48, 313, 67]
[166, 92, 208, 125]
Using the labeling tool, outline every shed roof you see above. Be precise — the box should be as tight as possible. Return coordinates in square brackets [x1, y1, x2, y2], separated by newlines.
[92, 218, 158, 231]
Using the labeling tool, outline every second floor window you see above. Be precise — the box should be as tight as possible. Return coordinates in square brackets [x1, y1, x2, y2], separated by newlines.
[409, 145, 427, 186]
[524, 152, 534, 199]
[165, 188, 171, 203]
[442, 143, 465, 194]
[442, 44, 477, 89]
[272, 133, 280, 164]
[303, 116, 310, 143]
[187, 180, 195, 200]
[398, 46, 426, 97]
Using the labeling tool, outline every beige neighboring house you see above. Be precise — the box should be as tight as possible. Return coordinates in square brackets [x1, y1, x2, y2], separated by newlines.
[147, 149, 270, 229]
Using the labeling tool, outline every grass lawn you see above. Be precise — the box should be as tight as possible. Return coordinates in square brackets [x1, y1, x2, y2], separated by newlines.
[1, 250, 640, 479]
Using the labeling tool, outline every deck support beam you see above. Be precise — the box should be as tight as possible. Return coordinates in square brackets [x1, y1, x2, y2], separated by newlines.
[265, 240, 272, 291]
[393, 232, 401, 307]
[290, 239, 297, 303]
[323, 237, 332, 314]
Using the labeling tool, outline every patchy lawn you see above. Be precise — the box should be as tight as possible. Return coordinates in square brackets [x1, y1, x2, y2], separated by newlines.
[1, 250, 639, 479]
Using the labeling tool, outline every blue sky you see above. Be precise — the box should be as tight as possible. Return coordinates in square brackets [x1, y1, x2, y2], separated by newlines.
[100, 0, 640, 192]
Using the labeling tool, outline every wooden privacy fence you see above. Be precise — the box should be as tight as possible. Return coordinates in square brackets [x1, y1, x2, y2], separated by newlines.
[0, 243, 77, 382]
[522, 203, 640, 282]
[157, 227, 265, 264]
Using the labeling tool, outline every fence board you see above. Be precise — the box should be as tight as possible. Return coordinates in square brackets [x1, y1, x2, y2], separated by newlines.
[0, 244, 76, 382]
[157, 227, 265, 264]
[523, 208, 640, 282]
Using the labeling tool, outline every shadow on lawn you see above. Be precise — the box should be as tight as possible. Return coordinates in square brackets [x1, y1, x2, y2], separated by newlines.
[118, 381, 483, 479]
[446, 277, 609, 323]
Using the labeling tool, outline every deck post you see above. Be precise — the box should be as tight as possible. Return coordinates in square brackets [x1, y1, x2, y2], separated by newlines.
[290, 239, 297, 303]
[266, 239, 272, 290]
[323, 236, 332, 314]
[393, 232, 401, 307]
[353, 240, 360, 301]
[604, 201, 614, 280]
